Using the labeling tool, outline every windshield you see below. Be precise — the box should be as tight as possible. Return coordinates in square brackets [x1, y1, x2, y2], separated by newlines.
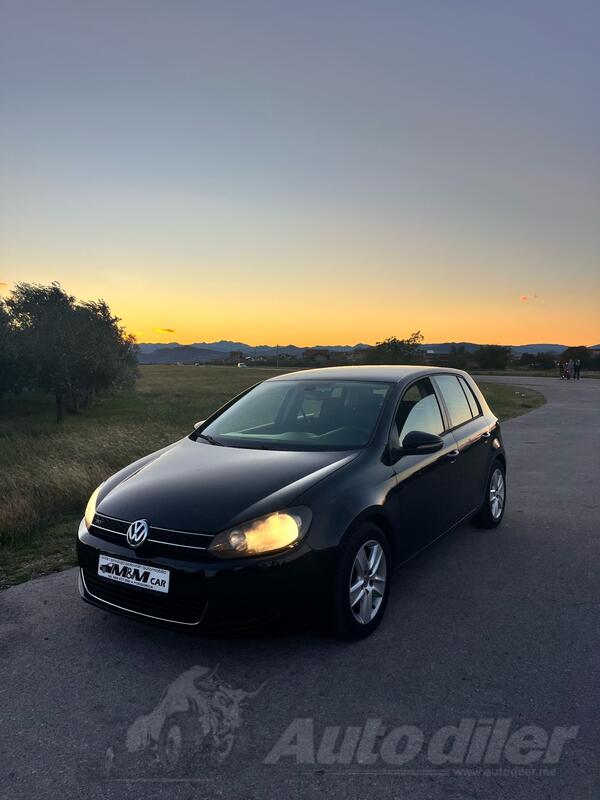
[196, 379, 392, 451]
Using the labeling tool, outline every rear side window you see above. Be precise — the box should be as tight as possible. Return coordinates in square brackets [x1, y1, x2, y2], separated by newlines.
[433, 375, 473, 428]
[459, 377, 481, 418]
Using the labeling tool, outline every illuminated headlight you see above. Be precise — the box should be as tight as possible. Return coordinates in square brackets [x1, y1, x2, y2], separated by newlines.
[84, 485, 103, 529]
[208, 507, 312, 559]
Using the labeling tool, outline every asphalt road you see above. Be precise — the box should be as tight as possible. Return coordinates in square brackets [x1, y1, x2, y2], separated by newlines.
[1, 375, 598, 800]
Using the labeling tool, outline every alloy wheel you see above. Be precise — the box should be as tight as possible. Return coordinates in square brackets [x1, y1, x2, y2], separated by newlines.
[489, 467, 505, 520]
[349, 540, 387, 624]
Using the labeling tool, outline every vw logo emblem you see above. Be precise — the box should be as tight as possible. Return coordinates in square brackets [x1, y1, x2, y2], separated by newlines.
[126, 519, 149, 548]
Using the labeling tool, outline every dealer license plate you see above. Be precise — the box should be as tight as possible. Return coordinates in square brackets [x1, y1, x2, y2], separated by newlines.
[97, 554, 170, 593]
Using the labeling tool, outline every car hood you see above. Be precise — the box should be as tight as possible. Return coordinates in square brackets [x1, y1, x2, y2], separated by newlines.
[97, 436, 357, 533]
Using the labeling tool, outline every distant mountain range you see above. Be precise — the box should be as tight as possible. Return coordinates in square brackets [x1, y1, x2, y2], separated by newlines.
[420, 342, 572, 355]
[137, 340, 371, 356]
[137, 341, 372, 363]
[138, 345, 226, 364]
[137, 339, 598, 364]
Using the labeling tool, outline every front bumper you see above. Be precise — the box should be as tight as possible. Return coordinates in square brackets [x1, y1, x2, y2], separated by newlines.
[77, 519, 331, 632]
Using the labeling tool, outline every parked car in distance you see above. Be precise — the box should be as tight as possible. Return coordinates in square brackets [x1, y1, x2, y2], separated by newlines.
[77, 365, 506, 639]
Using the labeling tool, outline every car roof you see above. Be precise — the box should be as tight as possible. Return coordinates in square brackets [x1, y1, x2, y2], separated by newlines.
[266, 365, 468, 383]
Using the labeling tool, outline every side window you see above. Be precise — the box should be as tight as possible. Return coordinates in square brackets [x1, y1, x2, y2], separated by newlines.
[433, 375, 473, 428]
[459, 377, 481, 418]
[396, 379, 444, 441]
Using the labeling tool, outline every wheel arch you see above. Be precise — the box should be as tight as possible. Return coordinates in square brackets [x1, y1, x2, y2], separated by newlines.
[340, 507, 398, 567]
[492, 450, 507, 472]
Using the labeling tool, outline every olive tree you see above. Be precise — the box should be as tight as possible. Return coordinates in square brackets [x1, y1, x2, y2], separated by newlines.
[4, 282, 138, 421]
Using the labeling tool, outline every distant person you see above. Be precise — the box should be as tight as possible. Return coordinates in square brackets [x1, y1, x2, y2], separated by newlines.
[567, 359, 574, 380]
[559, 361, 565, 380]
[574, 359, 581, 380]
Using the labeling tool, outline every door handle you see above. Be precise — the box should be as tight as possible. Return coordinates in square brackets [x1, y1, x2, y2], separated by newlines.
[444, 449, 460, 460]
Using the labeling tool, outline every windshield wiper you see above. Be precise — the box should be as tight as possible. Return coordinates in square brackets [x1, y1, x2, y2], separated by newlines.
[196, 433, 224, 446]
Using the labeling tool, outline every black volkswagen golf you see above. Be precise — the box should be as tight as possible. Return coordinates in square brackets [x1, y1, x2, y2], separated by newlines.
[77, 366, 506, 639]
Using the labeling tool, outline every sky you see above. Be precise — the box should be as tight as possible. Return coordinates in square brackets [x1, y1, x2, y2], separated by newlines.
[1, 0, 598, 346]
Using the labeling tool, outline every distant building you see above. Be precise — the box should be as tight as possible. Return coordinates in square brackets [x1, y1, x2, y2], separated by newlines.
[228, 350, 245, 363]
[303, 348, 332, 363]
[347, 348, 369, 364]
[424, 350, 449, 366]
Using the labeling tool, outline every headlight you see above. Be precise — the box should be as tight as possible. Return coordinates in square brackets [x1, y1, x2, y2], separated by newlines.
[84, 485, 103, 529]
[208, 507, 312, 559]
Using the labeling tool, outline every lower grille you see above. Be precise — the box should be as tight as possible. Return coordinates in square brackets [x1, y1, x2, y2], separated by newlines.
[81, 569, 207, 626]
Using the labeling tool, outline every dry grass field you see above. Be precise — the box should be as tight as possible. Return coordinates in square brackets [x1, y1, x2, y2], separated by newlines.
[0, 365, 545, 588]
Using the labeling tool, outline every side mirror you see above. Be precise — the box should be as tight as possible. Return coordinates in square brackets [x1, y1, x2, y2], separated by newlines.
[193, 420, 206, 430]
[401, 430, 444, 455]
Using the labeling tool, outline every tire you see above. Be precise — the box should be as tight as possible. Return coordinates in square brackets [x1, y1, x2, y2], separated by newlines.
[158, 713, 196, 772]
[332, 522, 392, 640]
[471, 459, 507, 529]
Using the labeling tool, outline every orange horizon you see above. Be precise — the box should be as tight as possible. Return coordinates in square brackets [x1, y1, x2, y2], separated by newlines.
[134, 336, 599, 348]
[1, 278, 598, 348]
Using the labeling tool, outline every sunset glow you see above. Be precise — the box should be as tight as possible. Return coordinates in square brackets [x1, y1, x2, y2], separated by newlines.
[1, 2, 598, 346]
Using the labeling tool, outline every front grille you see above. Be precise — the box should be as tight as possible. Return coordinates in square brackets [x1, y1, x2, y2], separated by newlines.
[81, 569, 207, 625]
[91, 513, 215, 554]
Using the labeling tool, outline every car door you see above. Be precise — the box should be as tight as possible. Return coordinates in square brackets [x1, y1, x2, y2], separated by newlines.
[387, 378, 462, 559]
[432, 374, 491, 519]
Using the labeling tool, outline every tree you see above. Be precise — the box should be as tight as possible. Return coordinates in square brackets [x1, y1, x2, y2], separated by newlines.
[560, 345, 594, 369]
[6, 283, 76, 420]
[0, 299, 21, 397]
[369, 332, 424, 364]
[534, 352, 557, 370]
[519, 352, 536, 367]
[474, 345, 510, 371]
[68, 300, 137, 410]
[447, 345, 468, 370]
[520, 351, 556, 369]
[4, 282, 138, 421]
